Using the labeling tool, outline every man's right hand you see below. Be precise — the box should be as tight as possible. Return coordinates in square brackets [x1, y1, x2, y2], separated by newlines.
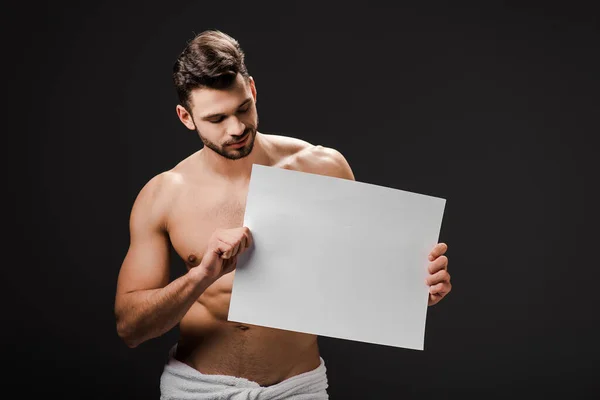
[198, 227, 253, 280]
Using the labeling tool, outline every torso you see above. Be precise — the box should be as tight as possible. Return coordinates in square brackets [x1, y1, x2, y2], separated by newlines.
[164, 133, 326, 386]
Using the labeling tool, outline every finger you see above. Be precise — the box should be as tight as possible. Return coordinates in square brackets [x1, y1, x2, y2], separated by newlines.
[216, 230, 240, 255]
[236, 237, 244, 255]
[429, 281, 451, 296]
[215, 232, 236, 247]
[429, 292, 443, 306]
[428, 255, 448, 274]
[217, 239, 234, 259]
[222, 256, 238, 274]
[238, 234, 248, 253]
[243, 227, 253, 248]
[425, 269, 451, 286]
[236, 231, 250, 256]
[231, 240, 242, 257]
[428, 243, 448, 261]
[233, 228, 251, 256]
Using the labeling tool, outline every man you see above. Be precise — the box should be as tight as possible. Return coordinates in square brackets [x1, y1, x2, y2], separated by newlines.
[114, 30, 452, 399]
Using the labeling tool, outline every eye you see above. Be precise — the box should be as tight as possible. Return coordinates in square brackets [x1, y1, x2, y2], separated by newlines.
[238, 105, 250, 113]
[209, 116, 225, 124]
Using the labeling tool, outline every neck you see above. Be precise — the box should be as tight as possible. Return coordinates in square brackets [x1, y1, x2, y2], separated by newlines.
[200, 132, 269, 181]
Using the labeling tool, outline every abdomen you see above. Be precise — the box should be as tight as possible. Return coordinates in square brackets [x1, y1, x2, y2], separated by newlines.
[177, 286, 320, 385]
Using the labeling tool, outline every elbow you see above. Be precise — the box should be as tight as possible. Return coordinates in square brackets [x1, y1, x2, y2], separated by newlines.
[125, 340, 140, 349]
[117, 322, 141, 348]
[115, 315, 141, 348]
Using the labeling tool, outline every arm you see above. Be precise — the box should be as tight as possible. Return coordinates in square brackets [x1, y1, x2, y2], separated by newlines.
[114, 173, 214, 348]
[304, 145, 356, 181]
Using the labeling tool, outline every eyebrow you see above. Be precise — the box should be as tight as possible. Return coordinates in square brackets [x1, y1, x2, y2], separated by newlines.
[201, 98, 252, 120]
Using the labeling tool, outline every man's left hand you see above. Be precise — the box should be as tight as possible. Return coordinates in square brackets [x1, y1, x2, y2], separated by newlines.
[426, 243, 451, 306]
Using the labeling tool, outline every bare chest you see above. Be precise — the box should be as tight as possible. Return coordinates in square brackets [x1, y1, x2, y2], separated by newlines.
[168, 184, 248, 271]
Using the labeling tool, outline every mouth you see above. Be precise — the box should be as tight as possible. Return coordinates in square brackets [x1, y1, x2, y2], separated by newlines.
[227, 131, 251, 149]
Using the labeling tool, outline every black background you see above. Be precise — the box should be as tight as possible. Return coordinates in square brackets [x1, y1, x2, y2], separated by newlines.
[4, 1, 598, 399]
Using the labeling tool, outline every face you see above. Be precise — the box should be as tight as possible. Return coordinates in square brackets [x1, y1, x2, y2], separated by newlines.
[177, 74, 258, 160]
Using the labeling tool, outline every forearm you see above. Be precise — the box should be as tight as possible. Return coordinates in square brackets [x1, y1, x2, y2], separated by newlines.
[115, 268, 214, 348]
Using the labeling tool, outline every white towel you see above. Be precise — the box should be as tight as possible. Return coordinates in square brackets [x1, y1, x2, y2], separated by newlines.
[160, 345, 329, 399]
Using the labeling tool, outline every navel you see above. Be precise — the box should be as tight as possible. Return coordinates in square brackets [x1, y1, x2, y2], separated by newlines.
[187, 254, 197, 264]
[236, 324, 250, 331]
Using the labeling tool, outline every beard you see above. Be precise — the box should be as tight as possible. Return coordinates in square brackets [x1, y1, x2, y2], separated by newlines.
[197, 126, 257, 160]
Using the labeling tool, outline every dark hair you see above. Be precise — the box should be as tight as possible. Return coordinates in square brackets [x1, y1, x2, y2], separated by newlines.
[173, 30, 249, 112]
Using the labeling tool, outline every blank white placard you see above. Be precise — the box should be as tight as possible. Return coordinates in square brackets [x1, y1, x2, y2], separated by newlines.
[228, 164, 446, 350]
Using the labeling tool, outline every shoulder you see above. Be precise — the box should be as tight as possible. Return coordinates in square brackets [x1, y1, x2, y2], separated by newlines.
[262, 133, 313, 156]
[266, 134, 355, 180]
[296, 145, 355, 180]
[135, 168, 186, 204]
[130, 170, 184, 231]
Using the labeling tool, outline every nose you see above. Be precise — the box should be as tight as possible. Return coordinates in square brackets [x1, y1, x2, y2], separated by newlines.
[226, 115, 246, 138]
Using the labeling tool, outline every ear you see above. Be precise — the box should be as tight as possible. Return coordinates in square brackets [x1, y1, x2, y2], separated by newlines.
[249, 76, 257, 103]
[176, 105, 196, 130]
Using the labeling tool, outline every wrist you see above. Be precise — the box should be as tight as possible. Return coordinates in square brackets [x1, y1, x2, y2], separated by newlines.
[188, 265, 217, 288]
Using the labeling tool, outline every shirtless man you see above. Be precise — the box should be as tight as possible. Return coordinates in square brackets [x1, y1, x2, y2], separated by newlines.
[114, 30, 452, 399]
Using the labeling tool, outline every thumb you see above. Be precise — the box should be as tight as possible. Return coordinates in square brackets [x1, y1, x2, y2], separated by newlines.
[222, 256, 238, 275]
